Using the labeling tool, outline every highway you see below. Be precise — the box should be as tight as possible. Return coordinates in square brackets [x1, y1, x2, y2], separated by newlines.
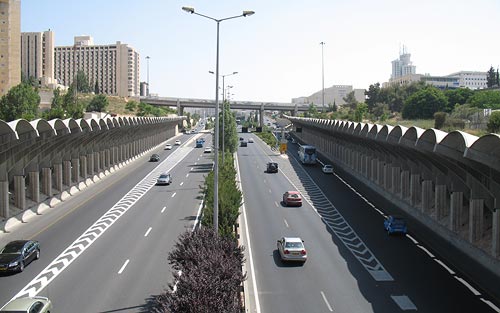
[238, 131, 499, 313]
[0, 128, 212, 312]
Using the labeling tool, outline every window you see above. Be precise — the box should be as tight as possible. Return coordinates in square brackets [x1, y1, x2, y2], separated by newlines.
[29, 301, 45, 313]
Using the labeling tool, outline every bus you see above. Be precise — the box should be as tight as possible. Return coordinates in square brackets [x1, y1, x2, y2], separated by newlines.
[298, 145, 317, 165]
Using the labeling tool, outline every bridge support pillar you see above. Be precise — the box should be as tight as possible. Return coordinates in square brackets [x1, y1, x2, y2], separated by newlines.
[421, 180, 433, 213]
[41, 167, 52, 197]
[72, 158, 80, 183]
[384, 163, 392, 191]
[100, 151, 106, 170]
[401, 170, 410, 200]
[94, 152, 100, 173]
[87, 153, 94, 177]
[0, 181, 8, 218]
[410, 173, 421, 206]
[14, 175, 25, 210]
[391, 166, 401, 194]
[435, 185, 447, 221]
[377, 160, 385, 186]
[259, 106, 264, 129]
[492, 209, 500, 258]
[63, 160, 72, 187]
[469, 199, 484, 243]
[80, 156, 87, 180]
[54, 163, 63, 192]
[449, 191, 463, 231]
[105, 149, 111, 168]
[370, 159, 378, 182]
[28, 171, 39, 204]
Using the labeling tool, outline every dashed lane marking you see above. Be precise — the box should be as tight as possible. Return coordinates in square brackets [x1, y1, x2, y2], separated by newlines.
[284, 219, 289, 228]
[455, 276, 481, 296]
[180, 182, 184, 186]
[118, 259, 129, 274]
[161, 206, 166, 213]
[144, 227, 152, 237]
[171, 192, 176, 198]
[321, 291, 333, 312]
[434, 259, 455, 275]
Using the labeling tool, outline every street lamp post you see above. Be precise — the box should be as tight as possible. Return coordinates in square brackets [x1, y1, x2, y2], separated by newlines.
[146, 56, 150, 96]
[182, 6, 254, 233]
[320, 42, 325, 113]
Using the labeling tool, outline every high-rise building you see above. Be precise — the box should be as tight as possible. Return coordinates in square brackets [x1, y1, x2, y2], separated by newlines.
[391, 47, 416, 81]
[21, 30, 56, 87]
[54, 36, 140, 97]
[0, 0, 21, 96]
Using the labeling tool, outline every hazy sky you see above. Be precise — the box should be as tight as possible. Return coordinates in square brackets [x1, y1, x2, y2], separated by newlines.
[21, 0, 500, 103]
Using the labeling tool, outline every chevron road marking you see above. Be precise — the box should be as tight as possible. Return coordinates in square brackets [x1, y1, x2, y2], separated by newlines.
[9, 145, 193, 302]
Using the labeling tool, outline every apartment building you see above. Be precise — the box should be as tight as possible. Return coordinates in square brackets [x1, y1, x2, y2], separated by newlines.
[21, 30, 56, 87]
[54, 36, 140, 97]
[0, 0, 20, 96]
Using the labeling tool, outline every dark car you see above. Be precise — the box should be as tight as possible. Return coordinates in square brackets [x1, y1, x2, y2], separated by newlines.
[240, 141, 248, 147]
[239, 137, 244, 141]
[0, 240, 40, 272]
[384, 215, 407, 235]
[267, 162, 278, 173]
[149, 154, 160, 162]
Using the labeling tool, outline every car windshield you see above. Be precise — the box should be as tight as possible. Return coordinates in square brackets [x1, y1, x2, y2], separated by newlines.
[392, 218, 405, 225]
[159, 174, 169, 179]
[0, 242, 24, 254]
[285, 242, 304, 249]
[288, 193, 300, 198]
[325, 165, 332, 169]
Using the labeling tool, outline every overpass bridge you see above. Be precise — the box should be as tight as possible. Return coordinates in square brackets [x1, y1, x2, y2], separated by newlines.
[140, 96, 310, 127]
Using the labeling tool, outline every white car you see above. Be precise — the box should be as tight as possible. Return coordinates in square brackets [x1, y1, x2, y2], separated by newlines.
[175, 140, 181, 145]
[322, 164, 333, 174]
[277, 237, 307, 263]
[204, 147, 212, 153]
[164, 144, 172, 150]
[248, 138, 254, 143]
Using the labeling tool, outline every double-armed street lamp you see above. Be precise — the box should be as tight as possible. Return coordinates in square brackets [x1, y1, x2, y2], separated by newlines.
[209, 70, 238, 163]
[320, 42, 325, 113]
[182, 6, 254, 233]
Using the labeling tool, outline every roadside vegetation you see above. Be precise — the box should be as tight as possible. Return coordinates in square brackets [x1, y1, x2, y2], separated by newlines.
[299, 66, 500, 135]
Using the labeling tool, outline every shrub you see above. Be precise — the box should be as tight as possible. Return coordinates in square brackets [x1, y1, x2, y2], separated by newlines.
[434, 112, 446, 129]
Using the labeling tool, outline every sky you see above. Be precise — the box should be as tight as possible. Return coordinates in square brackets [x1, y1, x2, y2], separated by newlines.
[21, 0, 500, 103]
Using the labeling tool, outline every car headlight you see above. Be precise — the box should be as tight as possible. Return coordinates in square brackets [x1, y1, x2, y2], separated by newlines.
[8, 261, 18, 267]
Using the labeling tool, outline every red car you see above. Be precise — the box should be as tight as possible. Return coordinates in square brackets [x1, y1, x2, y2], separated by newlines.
[283, 191, 302, 206]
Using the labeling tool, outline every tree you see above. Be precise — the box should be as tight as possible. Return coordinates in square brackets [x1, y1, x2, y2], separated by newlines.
[306, 103, 318, 117]
[487, 111, 500, 133]
[487, 66, 497, 88]
[402, 86, 447, 119]
[86, 94, 109, 112]
[152, 228, 245, 313]
[221, 101, 238, 153]
[467, 90, 500, 109]
[343, 91, 358, 111]
[434, 112, 447, 129]
[0, 83, 40, 121]
[75, 70, 91, 93]
[372, 103, 390, 120]
[353, 103, 368, 122]
[42, 87, 65, 120]
[62, 84, 85, 119]
[125, 100, 137, 112]
[444, 88, 473, 112]
[94, 80, 99, 94]
[365, 83, 381, 112]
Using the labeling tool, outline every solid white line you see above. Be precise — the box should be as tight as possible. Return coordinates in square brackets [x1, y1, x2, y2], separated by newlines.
[406, 234, 419, 244]
[180, 182, 184, 186]
[455, 276, 481, 296]
[161, 206, 166, 213]
[480, 298, 500, 312]
[434, 259, 455, 275]
[417, 245, 435, 258]
[321, 291, 333, 312]
[284, 219, 289, 228]
[171, 192, 176, 198]
[192, 199, 204, 231]
[118, 259, 129, 274]
[144, 227, 152, 237]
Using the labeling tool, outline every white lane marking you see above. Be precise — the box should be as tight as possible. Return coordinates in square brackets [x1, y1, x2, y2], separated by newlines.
[171, 192, 177, 198]
[269, 189, 272, 194]
[480, 298, 500, 312]
[275, 201, 279, 207]
[433, 259, 455, 275]
[9, 141, 191, 301]
[321, 291, 333, 312]
[190, 167, 194, 171]
[186, 173, 189, 178]
[192, 198, 205, 231]
[406, 234, 419, 244]
[180, 182, 184, 186]
[284, 219, 289, 228]
[144, 227, 152, 237]
[161, 206, 166, 213]
[455, 276, 481, 296]
[236, 153, 262, 313]
[118, 259, 130, 274]
[417, 245, 435, 258]
[194, 162, 197, 165]
[390, 295, 417, 310]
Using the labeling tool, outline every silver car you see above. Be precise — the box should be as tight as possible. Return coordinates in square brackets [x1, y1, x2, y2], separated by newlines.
[156, 173, 172, 185]
[322, 164, 333, 174]
[0, 296, 52, 312]
[277, 237, 307, 263]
